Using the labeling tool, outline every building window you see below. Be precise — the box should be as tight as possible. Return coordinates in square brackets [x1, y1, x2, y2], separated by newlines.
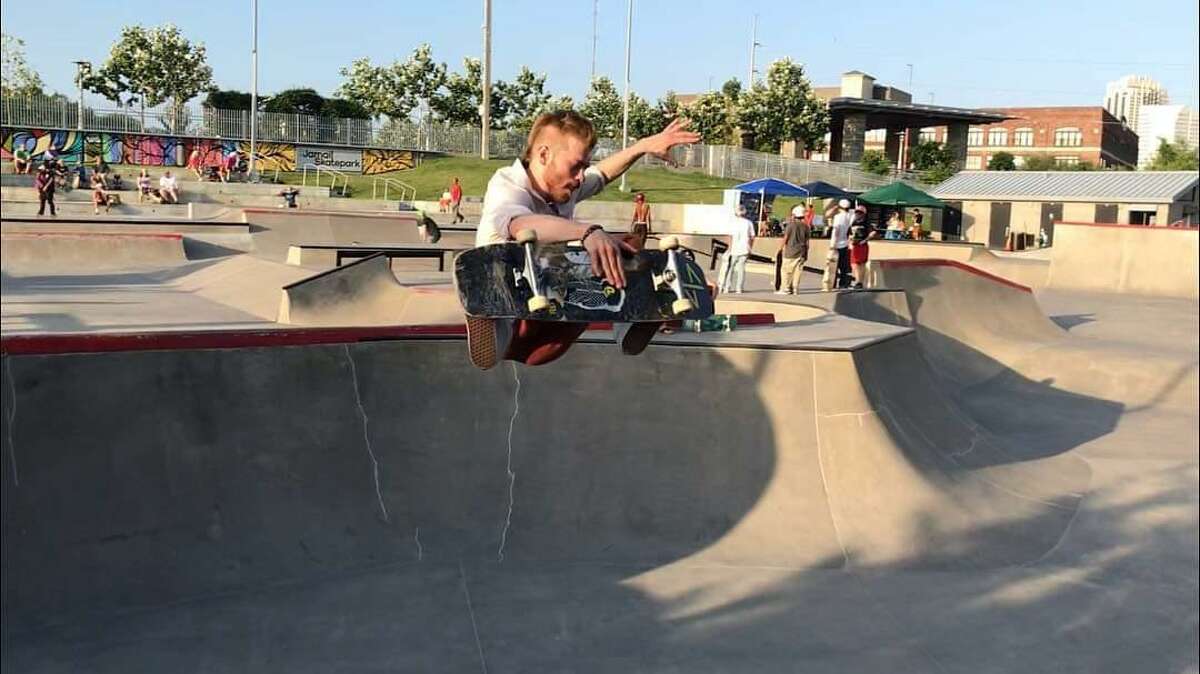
[966, 155, 983, 169]
[1054, 128, 1082, 147]
[968, 127, 983, 146]
[988, 128, 1008, 146]
[1054, 156, 1079, 167]
[1013, 128, 1034, 146]
[919, 127, 938, 143]
[865, 129, 887, 142]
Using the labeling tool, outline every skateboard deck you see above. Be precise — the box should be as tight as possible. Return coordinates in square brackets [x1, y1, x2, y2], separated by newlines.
[454, 237, 714, 323]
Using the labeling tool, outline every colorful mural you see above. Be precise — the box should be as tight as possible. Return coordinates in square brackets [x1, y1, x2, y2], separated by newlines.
[2, 129, 84, 163]
[362, 148, 415, 175]
[4, 127, 412, 175]
[238, 141, 296, 172]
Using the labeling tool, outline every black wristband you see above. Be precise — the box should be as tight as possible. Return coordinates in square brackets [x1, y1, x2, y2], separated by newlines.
[580, 224, 604, 244]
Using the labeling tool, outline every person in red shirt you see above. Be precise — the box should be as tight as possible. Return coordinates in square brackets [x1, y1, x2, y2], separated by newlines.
[449, 177, 465, 223]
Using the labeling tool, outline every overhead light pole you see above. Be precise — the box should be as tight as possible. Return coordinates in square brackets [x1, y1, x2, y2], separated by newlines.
[249, 0, 259, 180]
[619, 0, 633, 192]
[72, 61, 90, 131]
[481, 0, 493, 159]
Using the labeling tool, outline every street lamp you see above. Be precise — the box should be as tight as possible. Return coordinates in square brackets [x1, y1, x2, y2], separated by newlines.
[249, 0, 259, 180]
[72, 61, 91, 131]
[619, 0, 633, 192]
[481, 0, 493, 159]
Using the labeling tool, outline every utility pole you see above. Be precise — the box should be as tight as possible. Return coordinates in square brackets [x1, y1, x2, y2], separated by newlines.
[619, 0, 633, 192]
[72, 61, 90, 131]
[249, 0, 259, 180]
[906, 63, 913, 89]
[748, 15, 760, 87]
[481, 0, 493, 159]
[590, 0, 599, 84]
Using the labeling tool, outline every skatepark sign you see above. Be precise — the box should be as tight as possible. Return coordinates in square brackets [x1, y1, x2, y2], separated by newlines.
[296, 146, 363, 173]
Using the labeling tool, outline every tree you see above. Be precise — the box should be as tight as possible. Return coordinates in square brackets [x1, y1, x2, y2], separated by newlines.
[578, 77, 623, 138]
[658, 91, 681, 121]
[84, 24, 215, 131]
[683, 91, 733, 144]
[860, 150, 893, 176]
[336, 44, 446, 120]
[1020, 154, 1057, 171]
[987, 151, 1016, 171]
[204, 89, 252, 110]
[721, 78, 742, 102]
[262, 88, 325, 115]
[733, 59, 828, 153]
[497, 67, 552, 133]
[627, 93, 667, 139]
[321, 98, 370, 120]
[1148, 139, 1200, 171]
[909, 140, 958, 183]
[1, 33, 45, 96]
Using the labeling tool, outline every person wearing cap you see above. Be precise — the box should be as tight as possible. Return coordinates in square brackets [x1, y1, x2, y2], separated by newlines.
[630, 192, 651, 248]
[719, 204, 756, 293]
[776, 204, 810, 294]
[849, 205, 875, 289]
[825, 198, 855, 289]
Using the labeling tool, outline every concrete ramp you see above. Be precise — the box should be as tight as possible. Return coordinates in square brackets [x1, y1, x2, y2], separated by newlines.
[1047, 222, 1199, 299]
[243, 209, 475, 260]
[278, 253, 462, 326]
[0, 232, 188, 273]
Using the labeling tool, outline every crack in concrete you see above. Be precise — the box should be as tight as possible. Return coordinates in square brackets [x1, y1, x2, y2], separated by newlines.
[459, 561, 489, 674]
[344, 345, 389, 523]
[497, 363, 520, 563]
[414, 527, 423, 561]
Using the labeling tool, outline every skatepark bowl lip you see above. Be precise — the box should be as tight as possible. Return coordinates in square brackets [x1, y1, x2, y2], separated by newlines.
[872, 258, 1034, 293]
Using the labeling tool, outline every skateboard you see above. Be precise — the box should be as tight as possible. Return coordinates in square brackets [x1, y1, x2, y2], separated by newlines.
[454, 231, 715, 324]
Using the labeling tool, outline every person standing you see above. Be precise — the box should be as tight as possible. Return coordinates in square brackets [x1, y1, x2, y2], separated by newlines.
[826, 198, 855, 289]
[449, 177, 465, 223]
[631, 192, 651, 248]
[910, 207, 924, 240]
[719, 205, 756, 294]
[776, 207, 810, 295]
[187, 147, 204, 181]
[91, 172, 111, 215]
[35, 164, 56, 216]
[849, 206, 875, 289]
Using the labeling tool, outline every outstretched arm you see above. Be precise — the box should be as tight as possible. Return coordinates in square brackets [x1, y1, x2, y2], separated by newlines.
[595, 118, 700, 184]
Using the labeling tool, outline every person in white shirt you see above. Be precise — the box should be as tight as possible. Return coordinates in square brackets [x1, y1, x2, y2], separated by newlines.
[718, 205, 756, 293]
[825, 198, 855, 289]
[158, 171, 180, 204]
[469, 109, 700, 369]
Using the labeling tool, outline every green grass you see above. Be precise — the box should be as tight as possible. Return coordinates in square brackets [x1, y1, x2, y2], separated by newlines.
[271, 155, 741, 205]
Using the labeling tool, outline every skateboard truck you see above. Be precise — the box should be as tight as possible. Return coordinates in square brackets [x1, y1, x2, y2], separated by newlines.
[658, 236, 696, 316]
[516, 229, 552, 312]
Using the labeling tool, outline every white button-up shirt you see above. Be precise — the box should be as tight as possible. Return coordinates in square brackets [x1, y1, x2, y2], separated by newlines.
[475, 159, 608, 247]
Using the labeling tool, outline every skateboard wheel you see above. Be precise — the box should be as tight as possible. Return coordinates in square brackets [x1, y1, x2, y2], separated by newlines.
[671, 298, 695, 315]
[516, 229, 538, 245]
[660, 235, 680, 250]
[528, 295, 552, 312]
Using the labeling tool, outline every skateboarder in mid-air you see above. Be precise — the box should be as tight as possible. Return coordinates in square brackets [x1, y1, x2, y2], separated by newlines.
[466, 110, 700, 369]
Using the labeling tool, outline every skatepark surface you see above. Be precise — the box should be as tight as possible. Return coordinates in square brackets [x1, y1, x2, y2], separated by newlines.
[1, 212, 1197, 673]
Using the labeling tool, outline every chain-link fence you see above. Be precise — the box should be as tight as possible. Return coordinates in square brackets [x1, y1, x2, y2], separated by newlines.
[3, 94, 924, 188]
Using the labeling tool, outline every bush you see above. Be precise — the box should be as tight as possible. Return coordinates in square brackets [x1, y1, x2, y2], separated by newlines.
[859, 150, 892, 176]
[987, 152, 1016, 171]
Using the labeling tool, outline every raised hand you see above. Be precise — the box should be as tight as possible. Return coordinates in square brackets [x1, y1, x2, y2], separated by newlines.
[640, 118, 702, 165]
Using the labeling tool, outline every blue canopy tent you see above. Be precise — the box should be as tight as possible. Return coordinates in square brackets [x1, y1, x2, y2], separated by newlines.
[732, 178, 810, 224]
[795, 180, 854, 200]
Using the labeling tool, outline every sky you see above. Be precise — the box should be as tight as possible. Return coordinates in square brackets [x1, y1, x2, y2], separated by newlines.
[4, 0, 1198, 111]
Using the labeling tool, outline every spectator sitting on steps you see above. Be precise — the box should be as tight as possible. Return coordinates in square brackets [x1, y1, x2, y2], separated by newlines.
[158, 171, 180, 204]
[13, 145, 32, 174]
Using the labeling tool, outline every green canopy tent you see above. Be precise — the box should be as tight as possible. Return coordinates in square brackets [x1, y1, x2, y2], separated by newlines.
[857, 182, 946, 240]
[857, 181, 945, 208]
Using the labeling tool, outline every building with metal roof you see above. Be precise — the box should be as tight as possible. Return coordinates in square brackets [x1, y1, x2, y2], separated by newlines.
[927, 171, 1198, 248]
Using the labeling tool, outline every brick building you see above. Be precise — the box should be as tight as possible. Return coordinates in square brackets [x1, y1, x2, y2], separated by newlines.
[911, 107, 1139, 170]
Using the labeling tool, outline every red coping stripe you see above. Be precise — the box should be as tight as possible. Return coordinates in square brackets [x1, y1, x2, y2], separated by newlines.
[1, 314, 777, 356]
[1056, 221, 1199, 232]
[1, 232, 183, 240]
[875, 258, 1033, 294]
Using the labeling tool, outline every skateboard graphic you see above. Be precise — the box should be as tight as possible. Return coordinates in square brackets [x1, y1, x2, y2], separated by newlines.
[454, 231, 715, 324]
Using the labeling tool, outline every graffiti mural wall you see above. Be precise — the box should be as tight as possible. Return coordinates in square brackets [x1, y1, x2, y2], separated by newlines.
[362, 149, 415, 175]
[3, 127, 415, 175]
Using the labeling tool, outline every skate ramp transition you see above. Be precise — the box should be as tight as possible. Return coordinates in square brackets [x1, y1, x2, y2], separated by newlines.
[2, 314, 1101, 639]
[242, 209, 475, 261]
[277, 252, 461, 326]
[0, 232, 188, 273]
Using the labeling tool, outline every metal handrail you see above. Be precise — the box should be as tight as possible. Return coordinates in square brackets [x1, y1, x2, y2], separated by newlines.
[300, 164, 350, 197]
[371, 177, 416, 203]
